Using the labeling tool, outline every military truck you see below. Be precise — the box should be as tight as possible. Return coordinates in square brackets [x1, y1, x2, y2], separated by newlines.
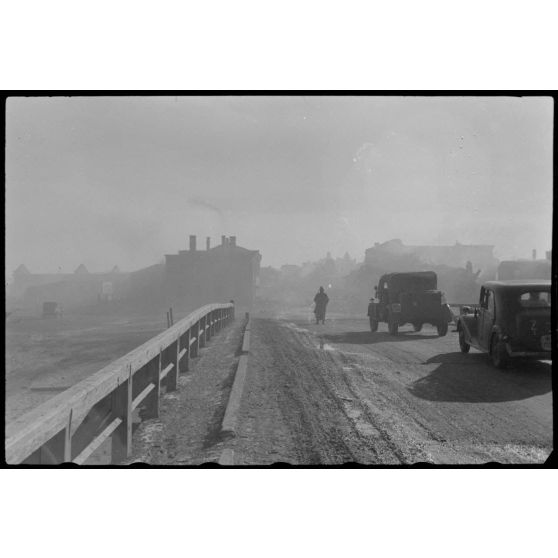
[367, 271, 452, 336]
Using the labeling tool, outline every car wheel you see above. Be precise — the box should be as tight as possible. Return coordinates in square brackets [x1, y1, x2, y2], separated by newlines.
[458, 329, 470, 353]
[369, 318, 378, 332]
[437, 321, 448, 337]
[491, 337, 509, 369]
[413, 322, 423, 332]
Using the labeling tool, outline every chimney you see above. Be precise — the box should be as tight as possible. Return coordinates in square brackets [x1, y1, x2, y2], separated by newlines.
[221, 235, 226, 246]
[189, 235, 197, 251]
[532, 249, 537, 260]
[230, 236, 236, 247]
[206, 237, 211, 251]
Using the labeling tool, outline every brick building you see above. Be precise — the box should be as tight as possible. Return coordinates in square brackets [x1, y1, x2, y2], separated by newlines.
[164, 235, 261, 313]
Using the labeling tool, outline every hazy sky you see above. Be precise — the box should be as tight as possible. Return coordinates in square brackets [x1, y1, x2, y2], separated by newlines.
[5, 96, 553, 275]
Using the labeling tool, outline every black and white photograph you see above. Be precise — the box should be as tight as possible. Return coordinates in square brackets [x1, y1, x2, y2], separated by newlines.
[4, 94, 554, 467]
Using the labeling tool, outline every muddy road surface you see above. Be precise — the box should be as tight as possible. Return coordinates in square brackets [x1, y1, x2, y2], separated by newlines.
[231, 315, 552, 465]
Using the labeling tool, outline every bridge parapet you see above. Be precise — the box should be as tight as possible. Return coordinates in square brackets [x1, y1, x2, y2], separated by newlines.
[5, 302, 235, 465]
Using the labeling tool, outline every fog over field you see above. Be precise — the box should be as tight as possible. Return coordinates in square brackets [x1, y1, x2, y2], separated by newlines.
[5, 96, 553, 275]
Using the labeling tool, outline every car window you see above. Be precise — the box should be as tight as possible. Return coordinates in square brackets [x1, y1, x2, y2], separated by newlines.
[519, 291, 550, 308]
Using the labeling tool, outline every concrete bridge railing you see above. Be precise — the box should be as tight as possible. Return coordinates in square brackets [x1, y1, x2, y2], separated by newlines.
[5, 303, 235, 465]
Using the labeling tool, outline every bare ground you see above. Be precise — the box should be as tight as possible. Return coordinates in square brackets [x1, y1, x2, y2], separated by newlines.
[5, 311, 168, 423]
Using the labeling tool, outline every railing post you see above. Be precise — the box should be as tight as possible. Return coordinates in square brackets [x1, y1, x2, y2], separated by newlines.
[39, 428, 67, 464]
[64, 410, 72, 462]
[199, 317, 206, 348]
[166, 341, 178, 392]
[111, 366, 132, 463]
[142, 354, 161, 419]
[205, 313, 211, 343]
[191, 323, 199, 358]
[184, 329, 191, 369]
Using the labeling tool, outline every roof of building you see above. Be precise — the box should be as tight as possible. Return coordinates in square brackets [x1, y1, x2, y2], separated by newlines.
[14, 264, 31, 275]
[209, 244, 260, 255]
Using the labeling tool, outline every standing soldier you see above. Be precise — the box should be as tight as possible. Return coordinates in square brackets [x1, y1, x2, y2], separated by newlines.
[313, 286, 329, 325]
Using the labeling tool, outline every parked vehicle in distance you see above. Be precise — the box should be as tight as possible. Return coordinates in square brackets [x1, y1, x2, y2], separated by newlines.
[42, 301, 63, 318]
[456, 280, 551, 368]
[367, 271, 452, 336]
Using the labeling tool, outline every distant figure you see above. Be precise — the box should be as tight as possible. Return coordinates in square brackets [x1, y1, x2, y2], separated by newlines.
[313, 286, 329, 324]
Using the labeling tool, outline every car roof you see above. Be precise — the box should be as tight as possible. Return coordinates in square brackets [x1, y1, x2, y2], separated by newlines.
[483, 280, 551, 290]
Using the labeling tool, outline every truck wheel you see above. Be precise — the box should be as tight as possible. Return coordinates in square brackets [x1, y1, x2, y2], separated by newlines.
[458, 329, 470, 353]
[369, 318, 378, 332]
[413, 323, 423, 332]
[491, 337, 509, 369]
[437, 321, 448, 337]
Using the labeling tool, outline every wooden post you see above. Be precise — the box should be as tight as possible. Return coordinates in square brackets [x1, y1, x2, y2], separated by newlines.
[64, 409, 72, 462]
[39, 428, 66, 464]
[206, 312, 212, 342]
[169, 307, 174, 326]
[110, 367, 133, 463]
[199, 317, 206, 348]
[184, 329, 190, 370]
[191, 323, 199, 358]
[142, 355, 160, 419]
[167, 341, 178, 392]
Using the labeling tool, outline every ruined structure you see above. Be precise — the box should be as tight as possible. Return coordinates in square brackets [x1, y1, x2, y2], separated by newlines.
[164, 235, 261, 312]
[365, 239, 498, 276]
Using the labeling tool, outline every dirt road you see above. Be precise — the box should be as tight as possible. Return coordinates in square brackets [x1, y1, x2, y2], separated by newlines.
[231, 315, 552, 464]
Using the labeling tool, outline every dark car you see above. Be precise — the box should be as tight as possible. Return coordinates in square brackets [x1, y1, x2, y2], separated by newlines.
[456, 280, 551, 368]
[367, 271, 452, 336]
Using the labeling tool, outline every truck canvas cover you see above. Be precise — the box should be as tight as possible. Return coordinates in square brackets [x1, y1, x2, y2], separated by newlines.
[384, 271, 438, 293]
